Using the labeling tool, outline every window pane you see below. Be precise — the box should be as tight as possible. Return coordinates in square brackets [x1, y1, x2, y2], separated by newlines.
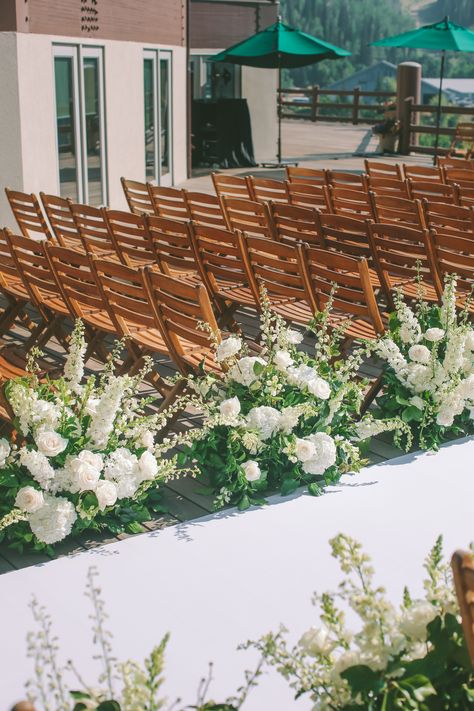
[83, 57, 103, 206]
[160, 58, 170, 177]
[144, 58, 156, 181]
[54, 57, 79, 201]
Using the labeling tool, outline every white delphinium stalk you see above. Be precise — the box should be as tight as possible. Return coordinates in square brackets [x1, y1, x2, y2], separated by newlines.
[87, 375, 129, 448]
[440, 274, 457, 330]
[394, 291, 421, 344]
[63, 320, 87, 389]
[375, 338, 407, 376]
[19, 448, 56, 490]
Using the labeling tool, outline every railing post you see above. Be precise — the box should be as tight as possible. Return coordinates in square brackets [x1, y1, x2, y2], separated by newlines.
[352, 87, 360, 125]
[311, 85, 319, 122]
[399, 96, 413, 154]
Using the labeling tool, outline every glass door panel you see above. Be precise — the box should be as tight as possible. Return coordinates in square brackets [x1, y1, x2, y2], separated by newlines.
[83, 56, 104, 206]
[54, 56, 79, 201]
[159, 54, 171, 184]
[144, 57, 157, 181]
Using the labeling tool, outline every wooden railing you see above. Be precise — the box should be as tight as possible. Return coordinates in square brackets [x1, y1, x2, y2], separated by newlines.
[279, 86, 396, 125]
[400, 97, 474, 155]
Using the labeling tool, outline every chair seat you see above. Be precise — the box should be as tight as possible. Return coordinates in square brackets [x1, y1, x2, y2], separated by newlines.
[81, 308, 117, 335]
[328, 313, 382, 341]
[270, 299, 314, 325]
[127, 326, 169, 355]
[392, 279, 439, 302]
[0, 275, 29, 301]
[216, 284, 256, 306]
[42, 292, 69, 316]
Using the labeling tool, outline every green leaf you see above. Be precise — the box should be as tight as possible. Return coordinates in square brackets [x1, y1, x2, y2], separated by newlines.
[341, 665, 382, 694]
[280, 478, 299, 496]
[308, 482, 323, 497]
[238, 495, 250, 511]
[96, 702, 121, 711]
[401, 405, 423, 423]
[253, 360, 265, 375]
[70, 691, 92, 701]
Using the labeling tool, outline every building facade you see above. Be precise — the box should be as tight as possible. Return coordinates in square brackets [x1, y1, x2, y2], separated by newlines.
[0, 0, 278, 227]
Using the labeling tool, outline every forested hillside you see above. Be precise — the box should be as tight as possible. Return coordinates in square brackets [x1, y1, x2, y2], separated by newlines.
[280, 0, 474, 88]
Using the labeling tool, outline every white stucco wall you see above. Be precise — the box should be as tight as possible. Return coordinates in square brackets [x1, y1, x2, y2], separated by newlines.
[241, 66, 278, 163]
[0, 32, 187, 224]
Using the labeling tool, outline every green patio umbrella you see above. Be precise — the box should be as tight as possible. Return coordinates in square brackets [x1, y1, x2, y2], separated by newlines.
[371, 16, 474, 160]
[210, 17, 351, 166]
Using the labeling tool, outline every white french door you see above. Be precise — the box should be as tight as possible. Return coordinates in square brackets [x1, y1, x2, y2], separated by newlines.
[143, 49, 173, 186]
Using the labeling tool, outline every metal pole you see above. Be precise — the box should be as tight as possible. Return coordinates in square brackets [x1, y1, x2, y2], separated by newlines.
[277, 57, 282, 164]
[433, 49, 445, 164]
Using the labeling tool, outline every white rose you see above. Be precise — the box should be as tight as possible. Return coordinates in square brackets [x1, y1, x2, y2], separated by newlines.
[140, 430, 155, 450]
[307, 377, 331, 400]
[95, 480, 118, 510]
[400, 601, 438, 641]
[273, 350, 293, 371]
[229, 357, 266, 387]
[135, 450, 158, 482]
[219, 397, 241, 422]
[35, 431, 68, 458]
[410, 396, 425, 410]
[0, 437, 10, 466]
[286, 329, 303, 345]
[242, 460, 261, 482]
[424, 328, 445, 343]
[436, 409, 454, 427]
[408, 344, 431, 365]
[15, 486, 44, 513]
[299, 626, 335, 656]
[66, 451, 103, 493]
[295, 438, 317, 462]
[215, 337, 242, 362]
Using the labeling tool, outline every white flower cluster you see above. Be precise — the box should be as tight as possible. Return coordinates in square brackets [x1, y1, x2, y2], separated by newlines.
[294, 432, 337, 476]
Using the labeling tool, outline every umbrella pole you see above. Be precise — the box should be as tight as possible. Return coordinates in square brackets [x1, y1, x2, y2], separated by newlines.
[433, 49, 445, 165]
[277, 58, 282, 164]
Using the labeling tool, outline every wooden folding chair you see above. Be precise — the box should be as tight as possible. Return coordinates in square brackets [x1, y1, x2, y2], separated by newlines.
[326, 170, 366, 190]
[39, 193, 81, 248]
[103, 210, 153, 267]
[45, 243, 117, 362]
[448, 122, 474, 158]
[456, 185, 474, 209]
[286, 180, 328, 211]
[188, 223, 257, 327]
[183, 190, 227, 228]
[326, 185, 372, 220]
[211, 173, 252, 199]
[296, 243, 385, 341]
[421, 200, 474, 236]
[402, 164, 443, 182]
[70, 203, 116, 256]
[0, 228, 34, 336]
[452, 550, 474, 667]
[146, 215, 199, 284]
[366, 175, 409, 198]
[369, 192, 424, 227]
[285, 166, 327, 186]
[268, 203, 320, 245]
[221, 196, 273, 238]
[237, 233, 313, 324]
[364, 160, 403, 180]
[406, 179, 459, 205]
[5, 188, 52, 241]
[5, 230, 69, 348]
[248, 176, 290, 204]
[443, 167, 474, 190]
[367, 222, 441, 309]
[91, 257, 175, 393]
[120, 177, 155, 215]
[438, 156, 474, 171]
[142, 268, 226, 377]
[148, 185, 188, 221]
[426, 230, 474, 312]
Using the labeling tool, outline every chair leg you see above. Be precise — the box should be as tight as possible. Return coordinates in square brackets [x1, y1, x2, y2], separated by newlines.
[361, 374, 383, 414]
[155, 379, 188, 437]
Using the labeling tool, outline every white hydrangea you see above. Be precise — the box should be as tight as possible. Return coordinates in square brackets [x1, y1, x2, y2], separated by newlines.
[279, 406, 302, 434]
[229, 357, 266, 387]
[301, 432, 337, 476]
[241, 460, 261, 482]
[241, 431, 263, 455]
[459, 374, 474, 401]
[15, 486, 44, 513]
[215, 337, 242, 362]
[103, 447, 140, 499]
[246, 406, 281, 441]
[28, 494, 77, 544]
[282, 328, 304, 346]
[19, 448, 55, 490]
[403, 363, 431, 393]
[30, 399, 61, 431]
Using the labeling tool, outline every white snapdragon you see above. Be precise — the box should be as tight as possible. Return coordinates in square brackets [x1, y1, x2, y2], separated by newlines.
[87, 376, 128, 448]
[139, 430, 155, 450]
[459, 375, 474, 401]
[466, 330, 474, 351]
[15, 486, 44, 513]
[219, 396, 241, 424]
[215, 337, 242, 362]
[63, 324, 86, 388]
[19, 448, 55, 489]
[397, 302, 421, 344]
[376, 339, 407, 375]
[35, 430, 68, 458]
[229, 357, 266, 387]
[443, 329, 466, 375]
[28, 494, 77, 544]
[246, 406, 281, 441]
[104, 447, 140, 499]
[242, 460, 261, 482]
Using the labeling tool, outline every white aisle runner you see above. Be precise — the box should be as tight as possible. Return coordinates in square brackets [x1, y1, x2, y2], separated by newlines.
[1, 437, 473, 709]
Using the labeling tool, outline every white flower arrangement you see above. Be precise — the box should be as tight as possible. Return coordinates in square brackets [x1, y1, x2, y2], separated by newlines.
[373, 275, 474, 450]
[249, 534, 473, 710]
[0, 322, 196, 551]
[183, 291, 402, 510]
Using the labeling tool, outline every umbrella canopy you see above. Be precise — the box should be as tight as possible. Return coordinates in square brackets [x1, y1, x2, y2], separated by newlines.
[211, 17, 351, 68]
[371, 17, 474, 160]
[210, 18, 350, 165]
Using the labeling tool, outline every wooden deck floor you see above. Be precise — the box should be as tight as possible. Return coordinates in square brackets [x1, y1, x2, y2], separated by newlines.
[0, 305, 402, 575]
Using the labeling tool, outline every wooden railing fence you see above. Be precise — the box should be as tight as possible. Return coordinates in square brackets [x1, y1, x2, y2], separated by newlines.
[279, 86, 395, 125]
[400, 96, 474, 156]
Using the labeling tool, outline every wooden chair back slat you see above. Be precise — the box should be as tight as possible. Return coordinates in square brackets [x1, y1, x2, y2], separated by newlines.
[121, 177, 155, 215]
[457, 185, 474, 208]
[364, 160, 403, 180]
[285, 166, 327, 186]
[366, 175, 409, 198]
[104, 209, 153, 266]
[327, 185, 372, 219]
[268, 203, 321, 245]
[452, 550, 474, 667]
[211, 173, 252, 199]
[221, 196, 273, 238]
[428, 231, 474, 300]
[326, 170, 366, 190]
[5, 188, 51, 241]
[145, 215, 196, 277]
[406, 179, 458, 205]
[39, 193, 80, 247]
[443, 167, 474, 189]
[248, 177, 289, 204]
[402, 164, 443, 181]
[422, 199, 474, 235]
[183, 191, 226, 228]
[369, 192, 424, 227]
[315, 212, 372, 260]
[148, 185, 188, 221]
[286, 180, 328, 210]
[437, 156, 474, 171]
[70, 203, 114, 254]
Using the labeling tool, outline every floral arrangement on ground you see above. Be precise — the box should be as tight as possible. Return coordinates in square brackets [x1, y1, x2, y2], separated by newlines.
[0, 322, 195, 553]
[182, 292, 407, 510]
[249, 534, 474, 710]
[372, 275, 474, 450]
